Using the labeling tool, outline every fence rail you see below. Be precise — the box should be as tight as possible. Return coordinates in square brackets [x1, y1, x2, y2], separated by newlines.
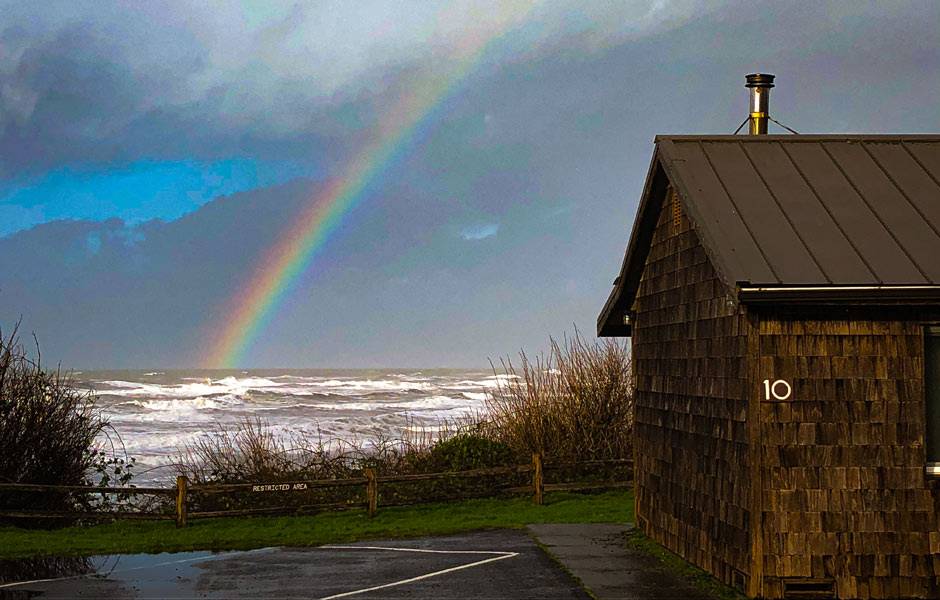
[192, 477, 369, 493]
[0, 483, 175, 495]
[0, 510, 177, 520]
[0, 455, 633, 527]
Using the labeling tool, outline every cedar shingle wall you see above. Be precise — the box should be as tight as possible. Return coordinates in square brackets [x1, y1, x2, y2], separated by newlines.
[632, 190, 752, 588]
[756, 310, 939, 599]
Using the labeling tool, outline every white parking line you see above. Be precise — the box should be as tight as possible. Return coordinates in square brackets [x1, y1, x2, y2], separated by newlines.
[322, 545, 515, 555]
[318, 545, 520, 600]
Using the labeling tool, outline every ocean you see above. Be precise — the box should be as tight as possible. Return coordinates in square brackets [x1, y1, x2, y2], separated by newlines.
[74, 369, 502, 485]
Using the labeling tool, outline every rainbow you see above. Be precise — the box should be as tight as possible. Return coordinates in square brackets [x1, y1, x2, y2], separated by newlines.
[204, 4, 535, 368]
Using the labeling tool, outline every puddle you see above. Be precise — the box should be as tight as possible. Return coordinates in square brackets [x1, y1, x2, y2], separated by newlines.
[0, 556, 93, 585]
[0, 556, 92, 599]
[0, 550, 263, 599]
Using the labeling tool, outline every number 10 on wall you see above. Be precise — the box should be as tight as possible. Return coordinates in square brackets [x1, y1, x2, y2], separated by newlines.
[762, 379, 792, 400]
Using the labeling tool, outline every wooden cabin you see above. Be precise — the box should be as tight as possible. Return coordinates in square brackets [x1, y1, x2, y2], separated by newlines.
[597, 134, 940, 599]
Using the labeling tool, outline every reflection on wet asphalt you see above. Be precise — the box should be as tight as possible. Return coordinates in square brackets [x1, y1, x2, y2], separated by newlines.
[0, 531, 590, 599]
[1, 549, 247, 599]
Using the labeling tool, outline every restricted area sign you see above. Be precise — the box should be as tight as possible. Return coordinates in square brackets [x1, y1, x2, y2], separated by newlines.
[251, 483, 309, 492]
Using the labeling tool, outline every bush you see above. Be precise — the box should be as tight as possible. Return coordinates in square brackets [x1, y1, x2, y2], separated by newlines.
[422, 433, 515, 472]
[0, 326, 124, 517]
[484, 331, 633, 462]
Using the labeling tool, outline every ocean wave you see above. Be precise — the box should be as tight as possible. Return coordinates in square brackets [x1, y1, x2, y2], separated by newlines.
[312, 394, 478, 415]
[304, 379, 433, 392]
[93, 376, 283, 399]
[86, 369, 498, 483]
[124, 395, 243, 412]
[399, 395, 471, 410]
[94, 376, 439, 398]
[443, 374, 518, 389]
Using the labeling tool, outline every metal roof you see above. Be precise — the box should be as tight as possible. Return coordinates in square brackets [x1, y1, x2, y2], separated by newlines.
[598, 135, 940, 336]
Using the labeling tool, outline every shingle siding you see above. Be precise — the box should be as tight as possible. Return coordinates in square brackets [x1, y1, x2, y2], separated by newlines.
[754, 307, 940, 599]
[632, 188, 753, 589]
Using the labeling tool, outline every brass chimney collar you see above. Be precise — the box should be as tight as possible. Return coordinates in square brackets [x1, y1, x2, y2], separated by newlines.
[745, 73, 775, 88]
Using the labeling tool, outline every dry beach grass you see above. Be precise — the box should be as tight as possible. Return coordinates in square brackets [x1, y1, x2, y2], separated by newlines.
[483, 332, 633, 462]
[174, 331, 633, 485]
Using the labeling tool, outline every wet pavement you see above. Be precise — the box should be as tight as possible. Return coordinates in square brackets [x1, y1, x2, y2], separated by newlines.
[528, 524, 712, 600]
[1, 526, 714, 599]
[0, 530, 589, 599]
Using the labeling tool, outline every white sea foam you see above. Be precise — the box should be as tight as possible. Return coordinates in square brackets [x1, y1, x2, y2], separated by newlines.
[137, 396, 241, 412]
[444, 374, 518, 389]
[303, 379, 434, 392]
[97, 377, 285, 399]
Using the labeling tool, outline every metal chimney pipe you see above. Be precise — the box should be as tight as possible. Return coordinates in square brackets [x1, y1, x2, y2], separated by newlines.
[745, 73, 775, 135]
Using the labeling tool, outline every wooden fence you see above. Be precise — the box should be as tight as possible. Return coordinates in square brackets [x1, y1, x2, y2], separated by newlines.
[0, 455, 632, 527]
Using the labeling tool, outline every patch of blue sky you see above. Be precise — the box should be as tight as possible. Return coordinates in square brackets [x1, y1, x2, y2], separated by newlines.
[0, 158, 314, 237]
[460, 222, 499, 240]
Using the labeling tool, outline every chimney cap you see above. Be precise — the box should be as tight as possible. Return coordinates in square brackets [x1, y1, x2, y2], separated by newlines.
[745, 73, 775, 88]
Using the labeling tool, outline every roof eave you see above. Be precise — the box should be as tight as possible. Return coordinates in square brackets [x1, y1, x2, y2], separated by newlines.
[738, 285, 940, 304]
[597, 287, 632, 336]
[596, 146, 668, 337]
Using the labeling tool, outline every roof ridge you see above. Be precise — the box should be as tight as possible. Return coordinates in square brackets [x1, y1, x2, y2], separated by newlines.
[654, 134, 940, 142]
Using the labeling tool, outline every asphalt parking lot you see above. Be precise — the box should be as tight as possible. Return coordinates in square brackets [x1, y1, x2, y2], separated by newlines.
[1, 530, 591, 599]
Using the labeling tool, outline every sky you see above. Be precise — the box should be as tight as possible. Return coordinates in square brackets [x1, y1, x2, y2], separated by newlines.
[1, 0, 938, 368]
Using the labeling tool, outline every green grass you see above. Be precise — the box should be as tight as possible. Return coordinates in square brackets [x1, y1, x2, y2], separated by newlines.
[625, 529, 747, 600]
[0, 491, 633, 559]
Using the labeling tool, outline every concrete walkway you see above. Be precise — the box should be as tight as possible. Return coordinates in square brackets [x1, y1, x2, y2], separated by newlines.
[528, 524, 713, 600]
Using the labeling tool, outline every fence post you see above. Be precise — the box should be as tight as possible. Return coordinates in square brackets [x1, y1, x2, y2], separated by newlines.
[532, 453, 543, 505]
[364, 468, 377, 518]
[176, 475, 188, 528]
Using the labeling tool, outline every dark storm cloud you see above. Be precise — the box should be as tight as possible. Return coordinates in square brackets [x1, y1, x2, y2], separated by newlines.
[1, 20, 196, 175]
[0, 1, 717, 177]
[0, 0, 938, 367]
[2, 1, 934, 178]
